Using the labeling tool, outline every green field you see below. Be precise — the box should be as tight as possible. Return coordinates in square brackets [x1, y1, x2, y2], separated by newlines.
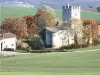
[1, 51, 100, 75]
[0, 6, 100, 24]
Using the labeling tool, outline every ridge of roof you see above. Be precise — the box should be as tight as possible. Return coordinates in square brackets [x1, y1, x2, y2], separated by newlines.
[0, 32, 16, 40]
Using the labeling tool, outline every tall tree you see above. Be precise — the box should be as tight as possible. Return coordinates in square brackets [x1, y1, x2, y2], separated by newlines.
[23, 15, 38, 36]
[83, 19, 98, 45]
[1, 18, 28, 39]
[34, 11, 52, 32]
[38, 6, 61, 26]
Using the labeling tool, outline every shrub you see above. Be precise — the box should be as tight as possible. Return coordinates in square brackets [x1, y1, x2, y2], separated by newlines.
[57, 44, 89, 52]
[28, 35, 44, 50]
[81, 44, 89, 48]
[59, 44, 76, 50]
[30, 48, 54, 53]
[16, 40, 22, 49]
[21, 42, 29, 49]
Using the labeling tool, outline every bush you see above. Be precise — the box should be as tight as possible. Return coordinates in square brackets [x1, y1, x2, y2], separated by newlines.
[21, 42, 29, 49]
[57, 44, 89, 52]
[28, 35, 44, 50]
[16, 40, 22, 49]
[30, 48, 54, 53]
[59, 44, 77, 50]
[16, 41, 32, 53]
[81, 44, 89, 48]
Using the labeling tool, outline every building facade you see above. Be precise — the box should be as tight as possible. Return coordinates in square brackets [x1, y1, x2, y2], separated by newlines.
[52, 30, 74, 49]
[0, 33, 16, 52]
[62, 4, 81, 22]
[40, 27, 74, 48]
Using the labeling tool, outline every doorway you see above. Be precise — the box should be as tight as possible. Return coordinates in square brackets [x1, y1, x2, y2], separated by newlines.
[1, 43, 3, 51]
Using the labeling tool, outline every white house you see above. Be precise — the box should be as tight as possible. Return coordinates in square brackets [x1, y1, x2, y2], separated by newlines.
[52, 30, 74, 49]
[0, 32, 16, 52]
[39, 26, 74, 49]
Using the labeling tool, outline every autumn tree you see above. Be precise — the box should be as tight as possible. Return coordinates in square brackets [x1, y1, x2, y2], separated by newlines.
[38, 6, 61, 26]
[34, 11, 53, 32]
[1, 17, 28, 39]
[83, 19, 98, 45]
[23, 15, 38, 36]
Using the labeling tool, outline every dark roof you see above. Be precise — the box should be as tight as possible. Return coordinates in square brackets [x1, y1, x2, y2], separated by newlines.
[0, 33, 16, 40]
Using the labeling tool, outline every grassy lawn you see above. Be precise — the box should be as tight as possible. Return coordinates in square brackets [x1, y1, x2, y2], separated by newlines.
[0, 6, 100, 24]
[0, 51, 100, 75]
[78, 45, 100, 51]
[57, 45, 100, 52]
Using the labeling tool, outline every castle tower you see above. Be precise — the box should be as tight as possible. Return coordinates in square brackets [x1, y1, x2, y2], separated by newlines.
[62, 4, 81, 22]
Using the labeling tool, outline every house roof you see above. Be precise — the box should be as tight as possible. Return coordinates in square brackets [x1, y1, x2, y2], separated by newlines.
[0, 33, 16, 40]
[45, 26, 66, 32]
[45, 27, 60, 32]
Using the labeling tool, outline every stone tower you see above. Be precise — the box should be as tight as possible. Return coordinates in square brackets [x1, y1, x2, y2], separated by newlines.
[62, 4, 81, 22]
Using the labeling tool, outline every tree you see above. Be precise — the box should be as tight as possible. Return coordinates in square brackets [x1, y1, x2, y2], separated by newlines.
[97, 7, 100, 12]
[70, 18, 83, 45]
[38, 6, 61, 26]
[83, 19, 98, 45]
[1, 17, 28, 39]
[38, 5, 56, 19]
[28, 35, 44, 50]
[23, 15, 38, 36]
[34, 11, 52, 32]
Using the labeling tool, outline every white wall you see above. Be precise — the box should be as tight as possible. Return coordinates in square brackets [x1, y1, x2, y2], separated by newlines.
[0, 38, 16, 52]
[71, 6, 80, 20]
[52, 30, 74, 49]
[62, 5, 81, 22]
[0, 41, 1, 52]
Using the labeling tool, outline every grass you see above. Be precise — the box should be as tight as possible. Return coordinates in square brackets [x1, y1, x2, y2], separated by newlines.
[57, 45, 100, 52]
[1, 72, 100, 75]
[0, 51, 100, 75]
[78, 45, 100, 51]
[0, 6, 100, 24]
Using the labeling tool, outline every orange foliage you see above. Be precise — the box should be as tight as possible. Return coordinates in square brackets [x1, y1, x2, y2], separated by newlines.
[34, 11, 52, 27]
[1, 18, 28, 39]
[23, 15, 38, 36]
[83, 19, 99, 45]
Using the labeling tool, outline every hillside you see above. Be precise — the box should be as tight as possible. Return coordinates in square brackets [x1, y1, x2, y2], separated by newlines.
[1, 0, 100, 8]
[0, 6, 100, 24]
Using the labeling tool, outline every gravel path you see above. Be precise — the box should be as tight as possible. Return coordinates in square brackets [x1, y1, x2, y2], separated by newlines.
[0, 51, 18, 57]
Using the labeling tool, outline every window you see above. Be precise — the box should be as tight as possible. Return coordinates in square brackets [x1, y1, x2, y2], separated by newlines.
[75, 13, 77, 16]
[12, 44, 14, 46]
[6, 45, 7, 48]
